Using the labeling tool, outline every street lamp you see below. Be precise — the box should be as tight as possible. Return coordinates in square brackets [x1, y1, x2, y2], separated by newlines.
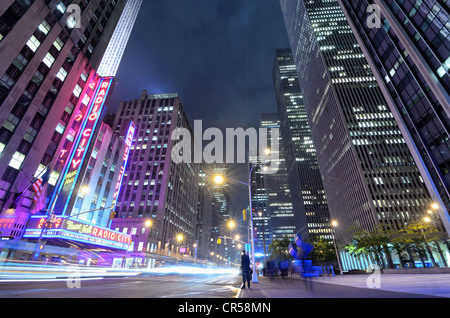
[227, 220, 237, 231]
[331, 220, 343, 275]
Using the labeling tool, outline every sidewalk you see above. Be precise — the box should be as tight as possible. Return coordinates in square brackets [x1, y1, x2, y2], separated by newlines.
[237, 273, 450, 298]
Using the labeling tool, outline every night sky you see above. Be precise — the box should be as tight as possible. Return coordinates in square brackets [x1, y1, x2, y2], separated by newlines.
[108, 0, 291, 216]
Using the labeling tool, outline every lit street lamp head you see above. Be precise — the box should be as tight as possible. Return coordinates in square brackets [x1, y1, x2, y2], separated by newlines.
[214, 175, 224, 184]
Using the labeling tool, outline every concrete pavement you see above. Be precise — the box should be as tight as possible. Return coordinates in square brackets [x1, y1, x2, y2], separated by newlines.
[237, 273, 450, 298]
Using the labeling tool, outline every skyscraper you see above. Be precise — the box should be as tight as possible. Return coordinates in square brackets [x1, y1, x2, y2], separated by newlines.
[279, 0, 447, 244]
[338, 0, 450, 231]
[97, 0, 142, 77]
[0, 1, 144, 261]
[111, 91, 200, 255]
[257, 113, 302, 243]
[0, 0, 129, 221]
[273, 48, 332, 242]
[249, 148, 271, 257]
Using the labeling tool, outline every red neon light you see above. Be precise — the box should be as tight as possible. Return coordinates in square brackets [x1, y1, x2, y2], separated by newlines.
[69, 79, 111, 170]
[37, 217, 62, 229]
[91, 227, 131, 245]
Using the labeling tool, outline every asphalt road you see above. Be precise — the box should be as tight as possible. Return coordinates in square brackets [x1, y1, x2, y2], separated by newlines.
[0, 273, 444, 299]
[0, 273, 242, 298]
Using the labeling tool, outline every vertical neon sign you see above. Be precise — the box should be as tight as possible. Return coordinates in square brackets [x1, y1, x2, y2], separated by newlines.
[110, 121, 136, 215]
[49, 77, 115, 216]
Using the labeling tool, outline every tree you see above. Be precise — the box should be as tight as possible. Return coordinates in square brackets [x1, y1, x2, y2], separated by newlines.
[344, 226, 390, 269]
[307, 238, 336, 265]
[267, 236, 292, 263]
[399, 221, 440, 267]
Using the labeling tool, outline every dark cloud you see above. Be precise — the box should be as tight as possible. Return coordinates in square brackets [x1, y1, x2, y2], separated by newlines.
[107, 0, 290, 210]
[109, 0, 290, 129]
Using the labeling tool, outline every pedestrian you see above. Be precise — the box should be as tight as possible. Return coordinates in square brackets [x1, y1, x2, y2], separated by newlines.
[241, 250, 251, 289]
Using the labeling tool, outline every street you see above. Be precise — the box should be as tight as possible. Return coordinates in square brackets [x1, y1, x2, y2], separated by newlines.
[0, 272, 241, 298]
[1, 271, 446, 299]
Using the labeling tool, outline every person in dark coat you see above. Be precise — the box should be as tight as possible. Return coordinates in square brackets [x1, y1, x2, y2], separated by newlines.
[241, 250, 251, 289]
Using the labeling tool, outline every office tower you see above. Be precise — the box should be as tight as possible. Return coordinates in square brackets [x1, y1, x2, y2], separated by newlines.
[249, 151, 271, 257]
[196, 167, 217, 260]
[111, 91, 200, 256]
[211, 165, 230, 221]
[273, 48, 332, 242]
[338, 0, 450, 232]
[0, 1, 129, 224]
[257, 113, 303, 243]
[97, 0, 142, 77]
[279, 0, 445, 243]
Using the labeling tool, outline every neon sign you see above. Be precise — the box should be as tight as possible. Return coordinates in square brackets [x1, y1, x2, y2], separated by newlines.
[48, 76, 114, 216]
[110, 121, 136, 214]
[24, 216, 131, 250]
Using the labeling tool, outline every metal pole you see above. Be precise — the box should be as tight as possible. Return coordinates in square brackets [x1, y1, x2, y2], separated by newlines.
[248, 164, 258, 283]
[332, 228, 343, 275]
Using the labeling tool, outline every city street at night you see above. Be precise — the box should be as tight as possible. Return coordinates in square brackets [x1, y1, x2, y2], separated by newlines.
[0, 266, 448, 299]
[0, 268, 241, 298]
[0, 0, 449, 304]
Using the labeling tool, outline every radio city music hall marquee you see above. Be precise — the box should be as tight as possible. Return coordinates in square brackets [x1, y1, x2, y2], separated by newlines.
[48, 76, 115, 216]
[24, 215, 132, 250]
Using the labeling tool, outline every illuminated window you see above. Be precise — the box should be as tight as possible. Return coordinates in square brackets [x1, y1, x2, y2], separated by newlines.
[53, 38, 64, 51]
[38, 20, 51, 35]
[43, 53, 55, 68]
[34, 164, 47, 178]
[56, 67, 68, 81]
[73, 85, 82, 97]
[49, 171, 60, 186]
[8, 152, 25, 170]
[57, 3, 66, 13]
[26, 36, 41, 52]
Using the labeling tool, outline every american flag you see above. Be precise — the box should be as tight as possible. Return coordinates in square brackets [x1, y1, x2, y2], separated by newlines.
[31, 169, 50, 214]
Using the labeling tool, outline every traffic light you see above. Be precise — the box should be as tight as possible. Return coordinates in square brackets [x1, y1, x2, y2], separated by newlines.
[217, 238, 222, 245]
[109, 211, 117, 220]
[242, 209, 247, 222]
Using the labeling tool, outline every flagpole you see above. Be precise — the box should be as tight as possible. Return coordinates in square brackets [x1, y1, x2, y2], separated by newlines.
[9, 156, 59, 209]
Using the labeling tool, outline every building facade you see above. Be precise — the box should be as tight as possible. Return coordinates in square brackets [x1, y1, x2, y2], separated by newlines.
[0, 0, 128, 216]
[338, 0, 450, 233]
[273, 48, 332, 242]
[258, 114, 302, 244]
[111, 91, 201, 257]
[97, 0, 142, 77]
[279, 0, 446, 244]
[0, 0, 141, 262]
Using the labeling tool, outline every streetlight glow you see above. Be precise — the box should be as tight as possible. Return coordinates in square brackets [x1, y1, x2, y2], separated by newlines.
[214, 175, 224, 183]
